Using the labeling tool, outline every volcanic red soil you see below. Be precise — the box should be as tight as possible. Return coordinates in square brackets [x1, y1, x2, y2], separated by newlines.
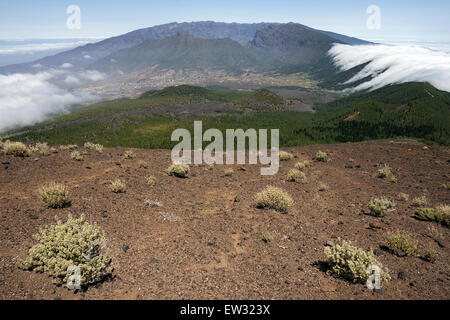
[0, 139, 449, 300]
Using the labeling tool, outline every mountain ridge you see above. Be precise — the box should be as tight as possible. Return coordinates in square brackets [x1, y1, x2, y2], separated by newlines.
[0, 21, 371, 75]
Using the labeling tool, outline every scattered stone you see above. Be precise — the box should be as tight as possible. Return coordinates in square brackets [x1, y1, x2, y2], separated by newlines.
[409, 280, 417, 287]
[1, 161, 10, 165]
[374, 288, 383, 294]
[28, 213, 38, 220]
[238, 167, 246, 171]
[436, 239, 446, 248]
[396, 249, 406, 257]
[34, 158, 40, 161]
[122, 245, 130, 253]
[338, 221, 344, 225]
[159, 211, 180, 222]
[373, 249, 383, 256]
[85, 166, 91, 170]
[325, 240, 335, 247]
[146, 200, 163, 208]
[100, 211, 108, 218]
[150, 258, 160, 264]
[115, 162, 121, 166]
[398, 271, 410, 280]
[369, 223, 381, 230]
[234, 196, 240, 203]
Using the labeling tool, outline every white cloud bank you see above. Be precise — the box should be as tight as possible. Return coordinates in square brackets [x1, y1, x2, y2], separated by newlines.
[328, 44, 450, 93]
[0, 70, 104, 133]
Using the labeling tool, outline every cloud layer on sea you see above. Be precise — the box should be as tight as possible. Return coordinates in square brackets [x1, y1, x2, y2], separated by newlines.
[0, 68, 105, 133]
[328, 43, 450, 93]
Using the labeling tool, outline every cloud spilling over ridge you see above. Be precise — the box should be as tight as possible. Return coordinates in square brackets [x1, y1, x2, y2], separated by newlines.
[0, 70, 104, 133]
[328, 44, 450, 92]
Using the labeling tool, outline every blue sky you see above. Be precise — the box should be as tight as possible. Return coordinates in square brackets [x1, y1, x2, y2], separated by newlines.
[0, 0, 449, 42]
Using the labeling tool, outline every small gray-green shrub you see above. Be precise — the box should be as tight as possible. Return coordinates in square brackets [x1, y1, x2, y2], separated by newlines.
[16, 215, 112, 288]
[324, 239, 390, 284]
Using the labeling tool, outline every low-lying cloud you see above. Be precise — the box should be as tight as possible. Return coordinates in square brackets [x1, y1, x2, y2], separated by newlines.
[328, 43, 450, 93]
[0, 69, 104, 133]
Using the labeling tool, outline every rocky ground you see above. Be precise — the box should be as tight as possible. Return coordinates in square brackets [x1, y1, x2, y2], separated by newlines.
[0, 139, 448, 300]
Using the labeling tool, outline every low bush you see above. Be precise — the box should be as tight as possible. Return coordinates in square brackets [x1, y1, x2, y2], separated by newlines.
[124, 150, 135, 159]
[255, 186, 293, 213]
[286, 169, 307, 183]
[84, 142, 103, 153]
[435, 205, 449, 227]
[33, 143, 50, 156]
[70, 151, 83, 161]
[279, 151, 293, 161]
[415, 208, 438, 221]
[109, 179, 126, 193]
[3, 141, 31, 157]
[224, 168, 234, 176]
[397, 193, 409, 201]
[415, 205, 449, 227]
[146, 176, 157, 186]
[314, 151, 328, 162]
[385, 232, 419, 257]
[368, 198, 396, 217]
[60, 144, 78, 150]
[422, 250, 439, 263]
[167, 162, 190, 178]
[377, 165, 392, 178]
[138, 160, 149, 169]
[294, 161, 305, 170]
[412, 196, 428, 207]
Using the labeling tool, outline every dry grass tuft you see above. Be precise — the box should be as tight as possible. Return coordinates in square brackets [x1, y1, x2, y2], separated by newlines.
[84, 142, 103, 153]
[368, 197, 396, 217]
[39, 183, 70, 208]
[146, 176, 157, 186]
[124, 150, 135, 159]
[412, 196, 428, 207]
[377, 165, 392, 178]
[60, 144, 78, 150]
[397, 193, 409, 201]
[138, 160, 149, 169]
[294, 161, 305, 170]
[109, 179, 126, 193]
[3, 141, 31, 157]
[167, 162, 190, 178]
[314, 151, 328, 162]
[286, 169, 307, 183]
[422, 250, 439, 263]
[279, 151, 293, 161]
[385, 232, 419, 257]
[70, 151, 83, 161]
